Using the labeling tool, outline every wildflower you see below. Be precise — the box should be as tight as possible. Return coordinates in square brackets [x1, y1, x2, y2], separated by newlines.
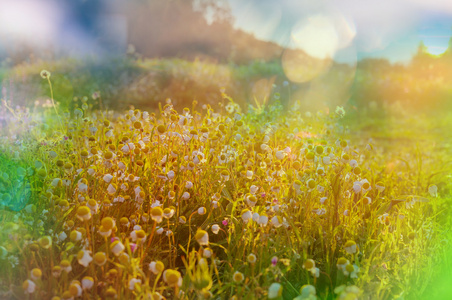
[129, 278, 142, 291]
[52, 266, 62, 277]
[220, 170, 230, 181]
[258, 214, 269, 226]
[163, 207, 175, 219]
[360, 179, 371, 192]
[233, 271, 244, 283]
[245, 194, 257, 207]
[250, 185, 259, 194]
[107, 183, 117, 195]
[271, 256, 278, 266]
[163, 269, 182, 287]
[203, 248, 213, 258]
[149, 261, 165, 274]
[130, 229, 146, 243]
[198, 207, 206, 215]
[182, 191, 190, 200]
[179, 216, 187, 224]
[102, 217, 116, 231]
[103, 174, 114, 183]
[378, 213, 389, 224]
[39, 236, 52, 249]
[70, 230, 82, 242]
[320, 197, 327, 204]
[303, 259, 316, 275]
[337, 257, 349, 273]
[344, 240, 358, 254]
[77, 250, 93, 267]
[352, 182, 361, 193]
[222, 219, 228, 226]
[81, 276, 94, 290]
[151, 207, 164, 223]
[69, 281, 82, 297]
[93, 252, 107, 266]
[211, 224, 220, 234]
[195, 229, 209, 246]
[271, 216, 282, 228]
[22, 279, 36, 294]
[40, 70, 51, 79]
[30, 268, 42, 281]
[375, 181, 385, 192]
[363, 197, 372, 205]
[76, 206, 91, 221]
[252, 212, 260, 222]
[167, 170, 175, 180]
[110, 240, 125, 256]
[60, 259, 72, 273]
[268, 283, 283, 299]
[297, 284, 316, 299]
[247, 253, 257, 264]
[185, 181, 193, 189]
[275, 150, 287, 160]
[428, 184, 438, 197]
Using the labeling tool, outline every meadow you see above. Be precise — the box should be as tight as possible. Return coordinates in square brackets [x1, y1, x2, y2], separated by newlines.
[0, 57, 451, 300]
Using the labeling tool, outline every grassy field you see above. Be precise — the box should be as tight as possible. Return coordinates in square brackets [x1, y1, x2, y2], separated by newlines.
[0, 60, 451, 299]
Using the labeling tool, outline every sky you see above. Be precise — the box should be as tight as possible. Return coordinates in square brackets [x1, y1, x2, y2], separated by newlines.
[227, 0, 452, 64]
[1, 0, 452, 64]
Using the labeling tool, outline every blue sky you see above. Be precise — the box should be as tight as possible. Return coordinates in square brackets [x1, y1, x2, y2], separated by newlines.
[227, 0, 452, 64]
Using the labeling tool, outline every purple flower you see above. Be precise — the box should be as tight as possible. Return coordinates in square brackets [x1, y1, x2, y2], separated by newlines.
[222, 219, 228, 226]
[271, 256, 278, 266]
[261, 193, 266, 198]
[111, 237, 119, 243]
[129, 243, 137, 253]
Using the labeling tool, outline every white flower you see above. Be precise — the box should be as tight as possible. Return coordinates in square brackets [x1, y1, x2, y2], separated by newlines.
[352, 182, 362, 193]
[182, 192, 190, 200]
[271, 216, 282, 228]
[258, 215, 268, 226]
[107, 183, 117, 195]
[320, 197, 327, 204]
[167, 170, 175, 180]
[242, 210, 252, 223]
[250, 185, 259, 194]
[82, 276, 94, 289]
[103, 174, 113, 183]
[360, 179, 371, 192]
[58, 231, 67, 241]
[198, 207, 206, 215]
[23, 279, 36, 294]
[110, 241, 125, 256]
[349, 159, 358, 168]
[211, 224, 220, 234]
[51, 178, 62, 187]
[252, 212, 260, 222]
[129, 278, 141, 290]
[268, 283, 283, 299]
[323, 156, 331, 165]
[185, 181, 193, 189]
[275, 150, 286, 160]
[77, 250, 93, 267]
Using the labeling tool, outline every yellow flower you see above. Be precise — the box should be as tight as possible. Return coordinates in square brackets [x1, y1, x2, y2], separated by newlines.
[163, 269, 182, 287]
[76, 206, 91, 221]
[195, 229, 209, 246]
[93, 252, 107, 266]
[151, 207, 164, 223]
[149, 261, 165, 275]
[39, 236, 52, 249]
[232, 271, 244, 283]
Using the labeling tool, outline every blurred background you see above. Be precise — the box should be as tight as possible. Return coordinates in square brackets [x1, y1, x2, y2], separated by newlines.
[2, 0, 452, 115]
